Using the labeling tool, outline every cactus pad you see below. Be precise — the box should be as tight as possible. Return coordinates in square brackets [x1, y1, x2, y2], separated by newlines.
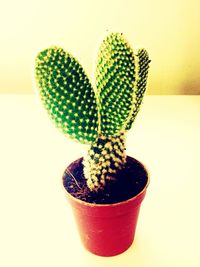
[125, 48, 150, 130]
[35, 47, 99, 144]
[96, 33, 136, 136]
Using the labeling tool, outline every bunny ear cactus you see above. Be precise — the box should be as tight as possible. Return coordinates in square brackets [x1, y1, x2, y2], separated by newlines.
[35, 32, 150, 192]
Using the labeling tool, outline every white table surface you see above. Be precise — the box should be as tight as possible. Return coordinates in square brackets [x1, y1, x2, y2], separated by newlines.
[0, 95, 199, 267]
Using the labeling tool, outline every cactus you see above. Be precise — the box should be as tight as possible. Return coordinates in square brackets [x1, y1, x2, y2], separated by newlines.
[35, 32, 150, 192]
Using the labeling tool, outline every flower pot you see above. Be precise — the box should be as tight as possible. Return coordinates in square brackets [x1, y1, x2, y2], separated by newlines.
[62, 156, 149, 257]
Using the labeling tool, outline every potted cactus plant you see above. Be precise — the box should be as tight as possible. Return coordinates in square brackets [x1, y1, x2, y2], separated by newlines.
[35, 32, 150, 257]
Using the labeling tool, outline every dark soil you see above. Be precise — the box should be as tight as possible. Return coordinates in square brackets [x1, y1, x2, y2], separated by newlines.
[63, 156, 148, 204]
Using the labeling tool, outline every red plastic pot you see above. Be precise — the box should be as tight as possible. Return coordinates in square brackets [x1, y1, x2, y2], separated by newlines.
[63, 157, 149, 257]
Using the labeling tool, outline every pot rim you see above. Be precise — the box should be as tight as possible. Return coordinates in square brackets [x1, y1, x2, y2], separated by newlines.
[62, 158, 150, 208]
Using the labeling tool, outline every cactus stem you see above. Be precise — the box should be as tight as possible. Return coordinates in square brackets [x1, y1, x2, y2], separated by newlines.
[83, 131, 126, 192]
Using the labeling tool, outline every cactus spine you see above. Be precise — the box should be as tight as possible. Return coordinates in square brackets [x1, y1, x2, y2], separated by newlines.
[35, 33, 150, 192]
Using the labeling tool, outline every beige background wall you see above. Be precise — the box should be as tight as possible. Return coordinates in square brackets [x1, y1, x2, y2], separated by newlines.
[0, 0, 199, 94]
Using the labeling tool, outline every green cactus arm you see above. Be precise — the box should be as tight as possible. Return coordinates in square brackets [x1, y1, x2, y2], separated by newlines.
[125, 48, 151, 130]
[35, 46, 99, 144]
[95, 33, 136, 136]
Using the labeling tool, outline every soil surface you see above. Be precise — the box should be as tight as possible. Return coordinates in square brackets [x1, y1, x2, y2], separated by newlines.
[63, 156, 148, 204]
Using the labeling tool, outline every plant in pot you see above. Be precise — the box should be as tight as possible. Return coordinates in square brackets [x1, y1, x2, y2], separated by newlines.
[35, 32, 151, 257]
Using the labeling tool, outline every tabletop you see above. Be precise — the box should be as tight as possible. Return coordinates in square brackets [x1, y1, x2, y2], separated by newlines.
[0, 95, 199, 267]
